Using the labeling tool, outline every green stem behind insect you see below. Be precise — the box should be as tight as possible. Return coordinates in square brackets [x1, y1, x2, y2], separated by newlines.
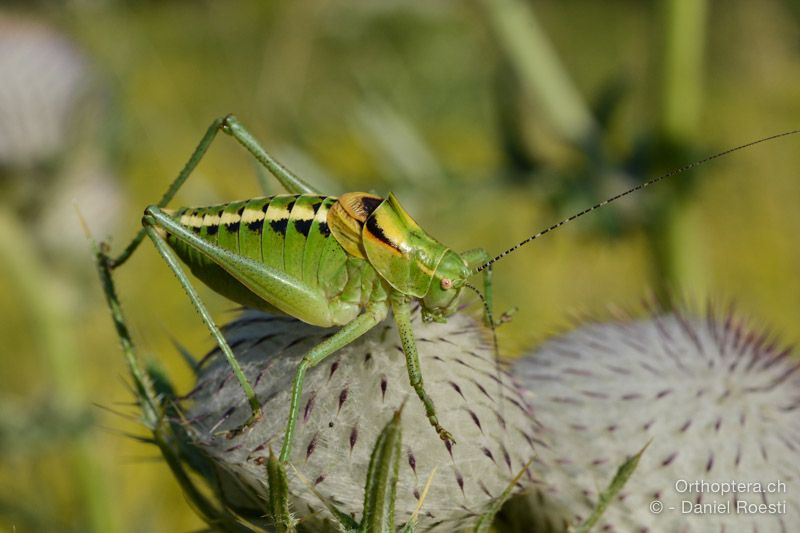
[659, 0, 708, 143]
[650, 0, 709, 298]
[477, 0, 598, 150]
[0, 208, 118, 533]
[95, 238, 252, 531]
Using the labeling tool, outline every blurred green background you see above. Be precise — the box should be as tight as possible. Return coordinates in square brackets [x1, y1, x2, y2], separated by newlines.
[1, 0, 799, 530]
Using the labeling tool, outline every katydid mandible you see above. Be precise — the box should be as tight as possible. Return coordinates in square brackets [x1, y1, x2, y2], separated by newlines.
[107, 115, 799, 464]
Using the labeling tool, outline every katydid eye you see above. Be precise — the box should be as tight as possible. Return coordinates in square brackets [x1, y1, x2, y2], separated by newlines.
[440, 278, 453, 290]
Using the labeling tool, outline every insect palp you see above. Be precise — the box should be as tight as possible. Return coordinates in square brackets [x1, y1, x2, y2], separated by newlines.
[463, 283, 498, 352]
[440, 278, 453, 290]
[474, 129, 800, 274]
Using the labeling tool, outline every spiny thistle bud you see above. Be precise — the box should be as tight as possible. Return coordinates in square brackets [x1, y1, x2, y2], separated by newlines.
[184, 310, 535, 530]
[513, 309, 800, 531]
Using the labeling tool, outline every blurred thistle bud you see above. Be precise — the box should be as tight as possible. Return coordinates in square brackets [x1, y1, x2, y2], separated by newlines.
[0, 13, 91, 174]
[513, 308, 800, 531]
[0, 13, 120, 271]
[181, 310, 536, 530]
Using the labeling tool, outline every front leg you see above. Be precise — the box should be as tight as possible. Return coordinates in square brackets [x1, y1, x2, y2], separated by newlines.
[391, 293, 455, 445]
[279, 301, 388, 463]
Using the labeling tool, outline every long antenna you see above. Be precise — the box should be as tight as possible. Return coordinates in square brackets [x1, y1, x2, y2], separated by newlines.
[474, 129, 800, 273]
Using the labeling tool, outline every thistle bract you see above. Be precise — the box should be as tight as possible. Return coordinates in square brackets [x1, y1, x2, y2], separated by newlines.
[185, 310, 535, 530]
[514, 310, 800, 532]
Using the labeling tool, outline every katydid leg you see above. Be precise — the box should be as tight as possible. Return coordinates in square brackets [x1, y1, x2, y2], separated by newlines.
[111, 115, 316, 268]
[143, 224, 262, 420]
[391, 295, 455, 445]
[279, 302, 388, 462]
[112, 118, 226, 267]
[142, 204, 360, 425]
[221, 115, 319, 195]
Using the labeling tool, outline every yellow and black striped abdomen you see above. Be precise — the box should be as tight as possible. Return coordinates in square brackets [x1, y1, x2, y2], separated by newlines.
[167, 194, 354, 310]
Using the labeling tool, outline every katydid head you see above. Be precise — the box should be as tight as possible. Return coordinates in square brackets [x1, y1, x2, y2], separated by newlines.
[421, 249, 471, 323]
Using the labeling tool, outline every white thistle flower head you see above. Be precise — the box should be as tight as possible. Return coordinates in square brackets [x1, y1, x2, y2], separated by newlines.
[0, 14, 90, 169]
[0, 14, 120, 266]
[514, 309, 800, 532]
[184, 310, 536, 530]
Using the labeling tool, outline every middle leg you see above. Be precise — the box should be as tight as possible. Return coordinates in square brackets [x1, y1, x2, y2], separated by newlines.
[391, 294, 455, 445]
[279, 302, 388, 462]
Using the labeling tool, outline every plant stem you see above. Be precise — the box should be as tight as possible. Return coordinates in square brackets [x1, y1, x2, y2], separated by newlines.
[660, 0, 708, 142]
[478, 0, 598, 150]
[652, 0, 709, 299]
[0, 208, 118, 533]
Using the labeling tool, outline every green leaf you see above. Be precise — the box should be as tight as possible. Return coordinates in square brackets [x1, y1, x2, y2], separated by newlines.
[267, 448, 295, 532]
[171, 339, 201, 375]
[401, 466, 438, 533]
[360, 407, 403, 533]
[289, 465, 359, 532]
[573, 441, 650, 533]
[473, 459, 532, 533]
[477, 0, 597, 147]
